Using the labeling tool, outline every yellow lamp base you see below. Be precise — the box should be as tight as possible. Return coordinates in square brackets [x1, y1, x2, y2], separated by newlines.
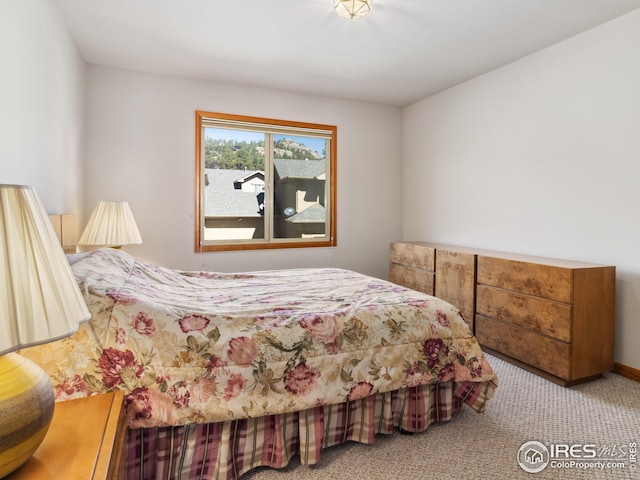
[0, 352, 54, 479]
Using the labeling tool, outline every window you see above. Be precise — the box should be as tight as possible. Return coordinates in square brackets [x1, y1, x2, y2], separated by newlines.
[195, 111, 337, 252]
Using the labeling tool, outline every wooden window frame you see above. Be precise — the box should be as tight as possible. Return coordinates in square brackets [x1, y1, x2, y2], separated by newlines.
[195, 110, 337, 252]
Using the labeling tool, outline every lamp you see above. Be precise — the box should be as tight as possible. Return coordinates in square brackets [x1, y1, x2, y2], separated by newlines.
[78, 201, 142, 249]
[334, 0, 371, 19]
[0, 184, 91, 478]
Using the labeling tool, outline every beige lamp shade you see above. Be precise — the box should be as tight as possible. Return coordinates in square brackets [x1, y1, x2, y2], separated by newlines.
[0, 185, 91, 355]
[334, 0, 371, 19]
[78, 201, 142, 248]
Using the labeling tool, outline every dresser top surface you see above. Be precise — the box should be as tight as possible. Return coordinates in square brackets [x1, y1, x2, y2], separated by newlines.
[393, 242, 613, 269]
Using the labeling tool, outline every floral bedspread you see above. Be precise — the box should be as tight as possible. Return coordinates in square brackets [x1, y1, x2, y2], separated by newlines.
[21, 248, 497, 428]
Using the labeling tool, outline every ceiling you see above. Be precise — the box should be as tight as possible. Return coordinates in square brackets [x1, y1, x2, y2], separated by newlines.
[54, 0, 640, 107]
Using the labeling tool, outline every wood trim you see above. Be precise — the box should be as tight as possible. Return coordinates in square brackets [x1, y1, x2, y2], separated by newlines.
[194, 111, 204, 253]
[95, 391, 126, 480]
[613, 362, 640, 382]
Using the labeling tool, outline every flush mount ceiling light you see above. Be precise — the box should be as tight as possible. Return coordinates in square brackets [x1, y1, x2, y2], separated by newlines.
[334, 0, 371, 19]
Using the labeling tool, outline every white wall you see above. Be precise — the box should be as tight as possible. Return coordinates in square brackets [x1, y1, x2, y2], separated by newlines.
[403, 10, 640, 370]
[83, 66, 403, 279]
[0, 0, 85, 215]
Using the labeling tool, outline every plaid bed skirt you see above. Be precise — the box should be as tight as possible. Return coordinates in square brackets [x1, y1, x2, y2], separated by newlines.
[121, 380, 491, 480]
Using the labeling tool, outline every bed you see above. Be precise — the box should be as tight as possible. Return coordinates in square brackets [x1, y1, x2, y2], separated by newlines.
[20, 247, 498, 479]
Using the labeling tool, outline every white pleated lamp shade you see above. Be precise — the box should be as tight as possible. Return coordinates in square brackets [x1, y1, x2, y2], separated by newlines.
[0, 184, 91, 355]
[78, 201, 142, 248]
[334, 0, 371, 19]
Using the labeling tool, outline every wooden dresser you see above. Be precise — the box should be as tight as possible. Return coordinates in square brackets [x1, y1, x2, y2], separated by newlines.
[475, 253, 615, 386]
[389, 242, 476, 332]
[389, 242, 616, 386]
[389, 242, 436, 295]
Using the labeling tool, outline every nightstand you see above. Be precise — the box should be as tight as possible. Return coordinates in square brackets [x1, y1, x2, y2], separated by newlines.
[7, 391, 127, 480]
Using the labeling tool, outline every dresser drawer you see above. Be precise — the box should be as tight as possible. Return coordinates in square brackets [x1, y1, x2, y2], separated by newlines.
[476, 315, 570, 379]
[389, 263, 435, 295]
[477, 256, 572, 303]
[476, 284, 572, 342]
[389, 242, 435, 271]
[435, 249, 476, 329]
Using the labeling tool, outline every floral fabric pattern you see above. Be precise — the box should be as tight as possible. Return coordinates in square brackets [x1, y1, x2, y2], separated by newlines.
[20, 248, 497, 428]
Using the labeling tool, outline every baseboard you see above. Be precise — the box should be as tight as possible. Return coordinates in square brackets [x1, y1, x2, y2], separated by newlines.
[613, 362, 640, 382]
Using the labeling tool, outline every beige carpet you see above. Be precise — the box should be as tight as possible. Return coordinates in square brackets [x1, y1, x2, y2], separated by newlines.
[243, 354, 640, 479]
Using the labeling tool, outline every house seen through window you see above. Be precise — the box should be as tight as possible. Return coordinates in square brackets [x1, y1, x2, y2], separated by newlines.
[195, 111, 337, 251]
